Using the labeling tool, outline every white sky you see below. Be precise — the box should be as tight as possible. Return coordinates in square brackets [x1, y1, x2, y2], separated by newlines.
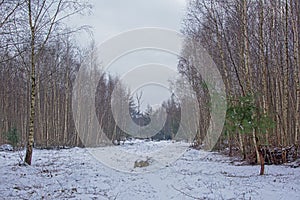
[73, 0, 187, 110]
[82, 0, 187, 44]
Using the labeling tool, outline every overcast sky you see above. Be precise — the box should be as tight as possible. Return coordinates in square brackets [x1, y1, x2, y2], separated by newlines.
[74, 0, 187, 110]
[79, 0, 187, 44]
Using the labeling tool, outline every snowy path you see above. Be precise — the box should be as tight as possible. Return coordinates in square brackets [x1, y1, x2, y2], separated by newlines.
[0, 141, 299, 200]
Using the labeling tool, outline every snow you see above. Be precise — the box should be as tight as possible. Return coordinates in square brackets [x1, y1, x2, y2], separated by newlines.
[0, 144, 13, 151]
[0, 140, 299, 199]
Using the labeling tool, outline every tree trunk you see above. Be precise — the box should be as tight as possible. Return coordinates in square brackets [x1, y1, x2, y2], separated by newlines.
[259, 149, 265, 175]
[291, 0, 300, 145]
[25, 0, 35, 165]
[259, 0, 269, 145]
[63, 40, 71, 146]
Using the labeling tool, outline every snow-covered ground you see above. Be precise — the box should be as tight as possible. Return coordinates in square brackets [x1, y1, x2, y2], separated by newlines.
[0, 140, 299, 200]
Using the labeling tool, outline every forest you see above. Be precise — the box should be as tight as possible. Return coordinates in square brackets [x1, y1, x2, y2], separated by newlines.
[179, 0, 300, 165]
[0, 0, 299, 167]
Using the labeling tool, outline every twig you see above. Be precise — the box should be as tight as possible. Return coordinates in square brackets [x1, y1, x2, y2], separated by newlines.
[171, 185, 206, 200]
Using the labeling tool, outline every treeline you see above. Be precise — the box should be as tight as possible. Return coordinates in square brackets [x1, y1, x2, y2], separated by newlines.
[73, 54, 183, 146]
[0, 0, 181, 148]
[0, 0, 92, 150]
[180, 0, 300, 162]
[0, 39, 181, 148]
[0, 36, 79, 147]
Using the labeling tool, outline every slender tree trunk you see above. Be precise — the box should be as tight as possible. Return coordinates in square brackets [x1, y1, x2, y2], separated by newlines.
[259, 149, 265, 175]
[44, 90, 48, 147]
[25, 0, 35, 165]
[238, 131, 246, 159]
[63, 72, 69, 146]
[291, 0, 300, 145]
[282, 0, 289, 146]
[259, 0, 269, 145]
[37, 72, 42, 146]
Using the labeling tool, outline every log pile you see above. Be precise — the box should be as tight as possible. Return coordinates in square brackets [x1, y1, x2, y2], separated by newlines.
[259, 145, 298, 165]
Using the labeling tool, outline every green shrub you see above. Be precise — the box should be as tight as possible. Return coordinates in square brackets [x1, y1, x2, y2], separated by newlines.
[5, 127, 19, 148]
[225, 94, 274, 136]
